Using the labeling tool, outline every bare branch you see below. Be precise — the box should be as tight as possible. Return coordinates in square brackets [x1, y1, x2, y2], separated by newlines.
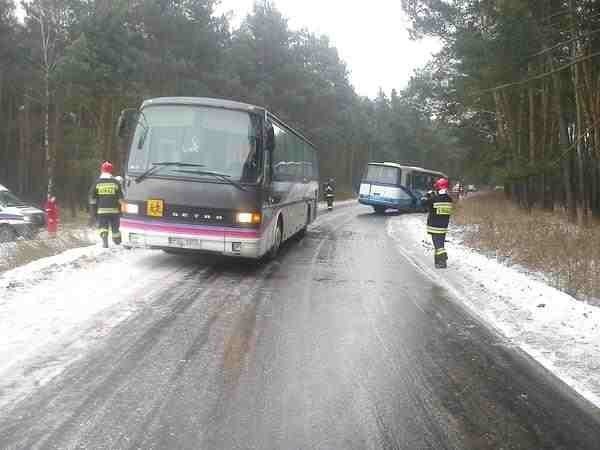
[528, 28, 600, 59]
[472, 50, 600, 96]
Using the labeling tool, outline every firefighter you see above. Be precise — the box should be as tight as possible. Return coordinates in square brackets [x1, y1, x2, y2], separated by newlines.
[324, 178, 335, 210]
[89, 161, 123, 248]
[422, 178, 453, 268]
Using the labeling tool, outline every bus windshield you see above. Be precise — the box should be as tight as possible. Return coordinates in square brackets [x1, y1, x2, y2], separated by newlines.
[364, 165, 401, 185]
[127, 105, 261, 183]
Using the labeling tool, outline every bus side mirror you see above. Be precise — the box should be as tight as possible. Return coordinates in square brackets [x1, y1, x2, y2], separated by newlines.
[116, 109, 139, 139]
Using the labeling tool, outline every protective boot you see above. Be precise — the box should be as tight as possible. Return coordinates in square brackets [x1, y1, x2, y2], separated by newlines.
[434, 250, 447, 268]
[101, 233, 109, 249]
[438, 251, 448, 269]
[113, 234, 122, 246]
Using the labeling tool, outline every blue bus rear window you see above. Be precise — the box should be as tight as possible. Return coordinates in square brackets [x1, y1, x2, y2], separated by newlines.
[365, 165, 401, 185]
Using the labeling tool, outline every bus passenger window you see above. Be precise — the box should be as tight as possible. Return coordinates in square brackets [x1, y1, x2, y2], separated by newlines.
[272, 124, 289, 182]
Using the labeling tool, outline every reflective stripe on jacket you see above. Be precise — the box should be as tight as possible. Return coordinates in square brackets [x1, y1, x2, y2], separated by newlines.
[422, 192, 453, 235]
[89, 176, 123, 216]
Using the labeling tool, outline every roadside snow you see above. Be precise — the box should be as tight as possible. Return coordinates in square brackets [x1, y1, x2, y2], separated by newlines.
[0, 204, 358, 409]
[388, 214, 600, 408]
[317, 198, 356, 211]
[0, 226, 97, 273]
[0, 244, 174, 408]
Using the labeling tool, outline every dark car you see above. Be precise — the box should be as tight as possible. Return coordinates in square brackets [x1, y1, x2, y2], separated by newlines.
[0, 185, 46, 242]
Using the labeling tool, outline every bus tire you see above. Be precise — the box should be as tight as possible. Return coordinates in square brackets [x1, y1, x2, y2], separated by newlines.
[297, 205, 310, 239]
[373, 206, 386, 214]
[267, 218, 283, 260]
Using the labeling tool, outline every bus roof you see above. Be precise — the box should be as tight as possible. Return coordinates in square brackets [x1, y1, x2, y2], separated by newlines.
[141, 97, 265, 114]
[367, 162, 447, 177]
[141, 97, 316, 150]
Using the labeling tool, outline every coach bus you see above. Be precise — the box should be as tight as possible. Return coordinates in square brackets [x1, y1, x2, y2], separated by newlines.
[118, 97, 319, 259]
[358, 162, 447, 213]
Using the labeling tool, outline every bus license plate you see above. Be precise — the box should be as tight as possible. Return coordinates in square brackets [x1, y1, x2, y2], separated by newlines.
[147, 199, 164, 217]
[169, 237, 200, 249]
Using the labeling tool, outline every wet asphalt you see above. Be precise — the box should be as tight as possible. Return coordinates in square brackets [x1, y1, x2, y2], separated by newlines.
[1, 203, 599, 450]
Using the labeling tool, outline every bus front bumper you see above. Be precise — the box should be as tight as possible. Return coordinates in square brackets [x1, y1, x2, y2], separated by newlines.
[121, 218, 263, 258]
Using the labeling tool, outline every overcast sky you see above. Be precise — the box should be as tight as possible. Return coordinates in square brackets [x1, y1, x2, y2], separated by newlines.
[217, 0, 441, 98]
[14, 0, 440, 98]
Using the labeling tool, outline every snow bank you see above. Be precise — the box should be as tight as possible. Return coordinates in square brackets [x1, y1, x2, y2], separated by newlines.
[317, 198, 357, 211]
[0, 226, 97, 273]
[388, 214, 600, 408]
[0, 244, 163, 408]
[0, 204, 364, 408]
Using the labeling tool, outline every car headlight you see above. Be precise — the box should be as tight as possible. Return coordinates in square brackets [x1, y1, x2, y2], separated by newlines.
[236, 212, 261, 224]
[23, 215, 32, 223]
[123, 203, 139, 214]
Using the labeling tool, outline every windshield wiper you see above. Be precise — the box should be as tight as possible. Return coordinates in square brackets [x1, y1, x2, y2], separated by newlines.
[172, 169, 248, 191]
[135, 162, 205, 183]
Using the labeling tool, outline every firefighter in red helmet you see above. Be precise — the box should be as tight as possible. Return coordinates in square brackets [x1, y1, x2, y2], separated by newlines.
[89, 161, 123, 248]
[421, 177, 453, 268]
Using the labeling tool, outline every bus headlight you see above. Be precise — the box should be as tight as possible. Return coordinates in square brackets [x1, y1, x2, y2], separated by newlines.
[236, 212, 261, 224]
[123, 203, 139, 214]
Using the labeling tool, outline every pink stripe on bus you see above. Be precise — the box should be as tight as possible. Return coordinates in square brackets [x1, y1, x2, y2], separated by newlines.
[121, 218, 261, 239]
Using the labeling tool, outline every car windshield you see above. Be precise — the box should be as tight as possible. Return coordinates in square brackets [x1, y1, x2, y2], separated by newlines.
[0, 190, 25, 207]
[127, 105, 261, 183]
[364, 165, 401, 185]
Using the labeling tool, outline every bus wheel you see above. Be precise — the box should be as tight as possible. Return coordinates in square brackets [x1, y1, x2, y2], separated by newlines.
[267, 220, 283, 260]
[373, 206, 386, 214]
[297, 205, 310, 239]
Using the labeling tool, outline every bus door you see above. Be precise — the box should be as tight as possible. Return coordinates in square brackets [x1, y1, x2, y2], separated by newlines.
[410, 172, 435, 208]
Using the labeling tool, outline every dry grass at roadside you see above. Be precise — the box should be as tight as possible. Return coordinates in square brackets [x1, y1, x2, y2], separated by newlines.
[454, 192, 600, 301]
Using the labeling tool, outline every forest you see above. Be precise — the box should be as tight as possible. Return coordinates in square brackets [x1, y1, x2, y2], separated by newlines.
[402, 0, 600, 224]
[0, 0, 471, 215]
[6, 0, 595, 221]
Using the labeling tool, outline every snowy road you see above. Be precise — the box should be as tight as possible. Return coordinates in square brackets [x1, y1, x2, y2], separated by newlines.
[1, 203, 600, 449]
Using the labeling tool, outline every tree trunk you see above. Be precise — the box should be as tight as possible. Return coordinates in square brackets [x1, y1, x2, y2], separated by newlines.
[550, 52, 576, 222]
[574, 85, 587, 226]
[528, 65, 537, 207]
[590, 157, 599, 217]
[559, 113, 576, 221]
[517, 89, 529, 208]
[541, 78, 553, 210]
[23, 97, 32, 196]
[569, 0, 588, 226]
[54, 88, 65, 201]
[44, 71, 54, 198]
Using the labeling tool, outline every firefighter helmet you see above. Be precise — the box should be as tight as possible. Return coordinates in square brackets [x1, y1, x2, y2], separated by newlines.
[101, 161, 113, 174]
[434, 178, 449, 191]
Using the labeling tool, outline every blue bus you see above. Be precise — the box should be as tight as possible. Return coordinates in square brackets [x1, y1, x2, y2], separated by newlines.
[358, 162, 447, 213]
[118, 97, 319, 259]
